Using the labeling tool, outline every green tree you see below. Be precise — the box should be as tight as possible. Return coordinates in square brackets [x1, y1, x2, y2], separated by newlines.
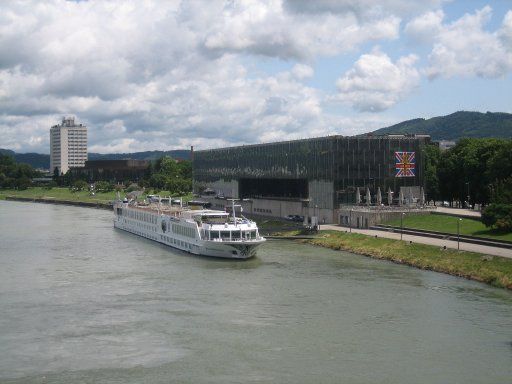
[0, 154, 37, 189]
[178, 160, 192, 179]
[94, 181, 114, 192]
[149, 173, 167, 190]
[154, 156, 178, 177]
[437, 138, 511, 206]
[15, 176, 31, 190]
[423, 144, 440, 203]
[482, 204, 512, 231]
[71, 180, 88, 191]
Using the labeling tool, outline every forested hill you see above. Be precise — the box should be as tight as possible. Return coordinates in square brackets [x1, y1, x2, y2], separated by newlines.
[371, 111, 512, 140]
[0, 149, 191, 170]
[88, 150, 191, 162]
[0, 149, 50, 169]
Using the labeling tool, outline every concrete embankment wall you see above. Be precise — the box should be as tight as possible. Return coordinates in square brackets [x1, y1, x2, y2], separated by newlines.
[4, 196, 113, 210]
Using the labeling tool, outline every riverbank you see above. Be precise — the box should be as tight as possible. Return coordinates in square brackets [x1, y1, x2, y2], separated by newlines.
[4, 196, 112, 210]
[0, 187, 193, 208]
[0, 187, 117, 205]
[298, 230, 512, 290]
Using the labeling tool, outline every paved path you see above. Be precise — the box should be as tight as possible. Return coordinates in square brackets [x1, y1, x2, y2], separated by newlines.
[435, 207, 481, 217]
[321, 225, 512, 259]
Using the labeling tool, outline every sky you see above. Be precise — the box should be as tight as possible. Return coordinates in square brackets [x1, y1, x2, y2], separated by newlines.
[0, 0, 511, 154]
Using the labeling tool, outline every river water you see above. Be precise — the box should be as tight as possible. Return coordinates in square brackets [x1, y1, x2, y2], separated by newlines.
[0, 200, 511, 383]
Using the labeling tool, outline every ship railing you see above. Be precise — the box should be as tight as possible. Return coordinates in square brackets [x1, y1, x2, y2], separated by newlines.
[209, 237, 264, 243]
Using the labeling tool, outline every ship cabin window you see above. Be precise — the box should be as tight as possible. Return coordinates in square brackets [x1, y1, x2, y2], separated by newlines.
[220, 231, 231, 240]
[210, 231, 219, 239]
[231, 231, 241, 240]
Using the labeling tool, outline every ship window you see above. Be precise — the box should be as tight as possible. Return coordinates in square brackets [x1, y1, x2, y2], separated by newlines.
[210, 231, 219, 239]
[221, 231, 230, 240]
[232, 231, 241, 240]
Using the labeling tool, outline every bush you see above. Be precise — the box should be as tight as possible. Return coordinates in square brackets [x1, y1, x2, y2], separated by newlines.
[94, 181, 114, 192]
[15, 176, 31, 190]
[125, 184, 139, 193]
[71, 180, 88, 192]
[482, 204, 512, 231]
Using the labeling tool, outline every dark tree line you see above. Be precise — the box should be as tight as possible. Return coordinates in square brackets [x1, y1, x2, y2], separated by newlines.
[0, 154, 38, 189]
[143, 156, 192, 194]
[54, 156, 193, 195]
[424, 138, 512, 231]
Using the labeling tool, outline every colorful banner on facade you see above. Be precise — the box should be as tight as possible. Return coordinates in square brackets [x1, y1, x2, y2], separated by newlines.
[395, 151, 415, 177]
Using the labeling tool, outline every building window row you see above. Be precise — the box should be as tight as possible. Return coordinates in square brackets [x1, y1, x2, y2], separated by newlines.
[254, 208, 272, 213]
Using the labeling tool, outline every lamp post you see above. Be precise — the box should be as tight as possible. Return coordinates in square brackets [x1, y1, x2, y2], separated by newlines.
[315, 204, 319, 230]
[457, 218, 462, 250]
[400, 212, 405, 240]
[465, 182, 470, 208]
[349, 208, 352, 233]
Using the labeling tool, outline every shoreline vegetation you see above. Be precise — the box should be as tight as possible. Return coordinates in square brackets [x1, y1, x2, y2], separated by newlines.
[0, 187, 117, 205]
[300, 230, 512, 290]
[0, 187, 192, 205]
[1, 191, 511, 290]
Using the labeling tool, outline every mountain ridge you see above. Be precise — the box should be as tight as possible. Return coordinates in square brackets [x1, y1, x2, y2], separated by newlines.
[0, 149, 191, 170]
[371, 111, 512, 140]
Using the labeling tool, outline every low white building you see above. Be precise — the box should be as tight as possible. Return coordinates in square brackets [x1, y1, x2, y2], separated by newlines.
[50, 117, 88, 175]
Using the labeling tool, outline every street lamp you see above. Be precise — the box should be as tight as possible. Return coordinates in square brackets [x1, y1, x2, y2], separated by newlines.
[465, 182, 470, 208]
[457, 218, 462, 250]
[400, 212, 405, 240]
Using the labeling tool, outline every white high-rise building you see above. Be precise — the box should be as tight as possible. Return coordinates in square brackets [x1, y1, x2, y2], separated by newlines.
[50, 117, 88, 175]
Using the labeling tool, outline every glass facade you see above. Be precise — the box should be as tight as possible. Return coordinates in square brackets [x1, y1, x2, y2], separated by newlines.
[193, 135, 430, 207]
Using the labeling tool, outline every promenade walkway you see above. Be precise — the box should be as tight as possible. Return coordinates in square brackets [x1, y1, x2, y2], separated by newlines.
[321, 225, 512, 259]
[435, 206, 481, 218]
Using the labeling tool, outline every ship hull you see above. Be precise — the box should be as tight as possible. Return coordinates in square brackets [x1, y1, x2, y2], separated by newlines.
[114, 219, 264, 259]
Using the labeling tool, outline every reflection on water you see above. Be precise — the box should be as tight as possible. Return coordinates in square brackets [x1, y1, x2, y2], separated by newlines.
[0, 201, 511, 384]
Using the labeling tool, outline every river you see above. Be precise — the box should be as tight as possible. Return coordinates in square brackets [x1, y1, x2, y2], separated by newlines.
[0, 200, 511, 383]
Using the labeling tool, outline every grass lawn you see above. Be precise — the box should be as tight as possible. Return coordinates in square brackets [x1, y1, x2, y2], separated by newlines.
[0, 187, 117, 204]
[383, 213, 512, 242]
[305, 230, 512, 289]
[0, 187, 193, 204]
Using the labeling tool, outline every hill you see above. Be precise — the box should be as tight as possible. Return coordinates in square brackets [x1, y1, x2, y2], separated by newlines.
[371, 111, 512, 140]
[0, 149, 191, 170]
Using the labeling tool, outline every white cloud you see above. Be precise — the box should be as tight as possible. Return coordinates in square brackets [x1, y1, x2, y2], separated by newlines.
[404, 10, 444, 43]
[335, 49, 420, 112]
[202, 0, 400, 60]
[499, 10, 512, 49]
[408, 6, 512, 79]
[0, 0, 414, 153]
[283, 0, 447, 20]
[291, 64, 314, 79]
[0, 0, 476, 154]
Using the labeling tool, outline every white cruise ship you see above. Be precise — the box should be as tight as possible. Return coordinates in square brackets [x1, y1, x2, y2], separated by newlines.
[113, 199, 265, 259]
